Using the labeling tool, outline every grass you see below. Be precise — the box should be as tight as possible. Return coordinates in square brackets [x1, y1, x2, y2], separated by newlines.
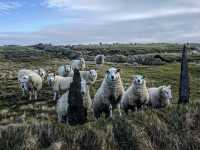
[0, 57, 200, 118]
[0, 53, 200, 149]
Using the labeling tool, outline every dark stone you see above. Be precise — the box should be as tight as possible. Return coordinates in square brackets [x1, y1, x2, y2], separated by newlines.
[67, 69, 87, 125]
[179, 44, 190, 104]
[94, 103, 110, 119]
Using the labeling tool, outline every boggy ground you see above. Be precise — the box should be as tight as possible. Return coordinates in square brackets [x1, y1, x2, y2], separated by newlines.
[0, 56, 200, 150]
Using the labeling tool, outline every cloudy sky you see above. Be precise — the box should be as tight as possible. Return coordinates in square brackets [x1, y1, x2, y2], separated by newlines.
[0, 0, 200, 45]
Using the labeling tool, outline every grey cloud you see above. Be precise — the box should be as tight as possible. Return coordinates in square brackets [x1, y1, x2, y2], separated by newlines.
[0, 0, 200, 45]
[0, 1, 21, 15]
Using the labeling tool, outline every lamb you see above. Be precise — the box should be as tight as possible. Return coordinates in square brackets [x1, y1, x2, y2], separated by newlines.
[93, 67, 124, 118]
[47, 73, 73, 100]
[70, 58, 86, 70]
[80, 69, 97, 85]
[69, 69, 97, 84]
[58, 64, 73, 77]
[95, 55, 105, 68]
[34, 68, 47, 81]
[56, 79, 91, 123]
[121, 75, 149, 113]
[18, 69, 43, 100]
[148, 85, 172, 108]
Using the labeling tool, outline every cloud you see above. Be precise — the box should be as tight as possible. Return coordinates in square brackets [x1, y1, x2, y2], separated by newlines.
[45, 0, 108, 11]
[0, 1, 21, 15]
[106, 7, 200, 22]
[1, 12, 200, 45]
[0, 0, 200, 45]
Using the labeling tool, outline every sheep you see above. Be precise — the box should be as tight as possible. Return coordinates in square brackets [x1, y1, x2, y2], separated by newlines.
[95, 55, 105, 68]
[148, 85, 172, 108]
[70, 58, 86, 70]
[47, 73, 73, 101]
[56, 79, 90, 123]
[33, 68, 47, 81]
[58, 64, 73, 77]
[80, 69, 97, 85]
[93, 67, 124, 118]
[68, 69, 97, 85]
[121, 75, 149, 113]
[18, 69, 43, 100]
[18, 73, 30, 97]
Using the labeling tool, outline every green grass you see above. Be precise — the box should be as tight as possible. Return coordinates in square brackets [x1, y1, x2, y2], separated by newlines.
[0, 55, 200, 149]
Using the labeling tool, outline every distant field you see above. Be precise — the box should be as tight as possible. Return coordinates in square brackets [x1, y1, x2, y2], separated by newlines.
[0, 56, 199, 121]
[0, 55, 200, 149]
[0, 44, 200, 149]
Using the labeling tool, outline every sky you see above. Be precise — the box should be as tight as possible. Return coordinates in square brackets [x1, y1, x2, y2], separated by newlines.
[0, 0, 200, 45]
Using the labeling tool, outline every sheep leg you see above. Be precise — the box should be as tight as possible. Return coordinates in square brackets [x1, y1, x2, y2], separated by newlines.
[53, 92, 57, 101]
[58, 114, 62, 123]
[109, 104, 113, 118]
[117, 103, 122, 116]
[34, 90, 38, 100]
[29, 91, 32, 100]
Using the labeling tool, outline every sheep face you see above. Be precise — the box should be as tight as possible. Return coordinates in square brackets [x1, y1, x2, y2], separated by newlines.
[133, 75, 145, 86]
[64, 65, 72, 73]
[19, 75, 30, 90]
[106, 67, 120, 81]
[80, 79, 89, 96]
[38, 69, 47, 80]
[160, 86, 172, 101]
[47, 73, 55, 87]
[80, 58, 86, 69]
[89, 69, 97, 82]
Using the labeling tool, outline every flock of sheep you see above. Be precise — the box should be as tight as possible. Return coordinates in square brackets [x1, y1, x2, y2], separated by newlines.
[17, 54, 172, 123]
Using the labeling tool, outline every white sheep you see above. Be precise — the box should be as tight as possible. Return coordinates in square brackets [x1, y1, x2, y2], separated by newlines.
[56, 79, 91, 123]
[70, 58, 86, 70]
[68, 69, 97, 85]
[80, 69, 97, 85]
[18, 69, 43, 100]
[148, 85, 172, 108]
[95, 55, 105, 68]
[58, 64, 73, 77]
[47, 73, 73, 101]
[93, 67, 124, 118]
[34, 68, 47, 81]
[121, 75, 149, 113]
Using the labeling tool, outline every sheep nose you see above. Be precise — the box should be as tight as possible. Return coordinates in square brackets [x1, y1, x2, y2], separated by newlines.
[111, 75, 114, 80]
[81, 91, 85, 95]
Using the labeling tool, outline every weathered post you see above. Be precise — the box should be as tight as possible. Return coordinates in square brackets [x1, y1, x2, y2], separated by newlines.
[179, 44, 190, 104]
[67, 69, 87, 125]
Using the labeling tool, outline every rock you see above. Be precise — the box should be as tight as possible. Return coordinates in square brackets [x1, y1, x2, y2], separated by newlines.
[106, 54, 127, 63]
[179, 44, 190, 104]
[61, 49, 81, 59]
[128, 54, 165, 65]
[67, 69, 87, 125]
[47, 142, 63, 150]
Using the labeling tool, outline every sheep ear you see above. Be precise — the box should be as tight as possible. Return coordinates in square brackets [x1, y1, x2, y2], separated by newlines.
[117, 68, 120, 72]
[142, 75, 145, 79]
[106, 70, 109, 74]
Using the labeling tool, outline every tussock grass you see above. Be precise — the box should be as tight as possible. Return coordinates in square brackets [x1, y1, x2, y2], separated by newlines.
[0, 52, 200, 149]
[1, 103, 200, 149]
